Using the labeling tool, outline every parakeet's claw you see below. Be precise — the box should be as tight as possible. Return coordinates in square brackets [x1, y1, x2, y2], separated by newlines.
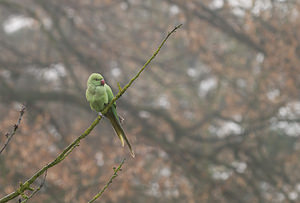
[119, 115, 125, 124]
[130, 149, 135, 158]
[98, 112, 104, 117]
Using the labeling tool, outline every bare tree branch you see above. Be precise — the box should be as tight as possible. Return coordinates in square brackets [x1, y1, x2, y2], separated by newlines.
[0, 105, 26, 154]
[88, 159, 125, 203]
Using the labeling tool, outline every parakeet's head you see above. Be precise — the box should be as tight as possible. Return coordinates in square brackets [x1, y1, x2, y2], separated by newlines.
[87, 73, 105, 86]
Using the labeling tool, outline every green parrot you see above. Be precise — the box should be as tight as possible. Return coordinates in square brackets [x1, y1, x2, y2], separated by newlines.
[86, 73, 135, 157]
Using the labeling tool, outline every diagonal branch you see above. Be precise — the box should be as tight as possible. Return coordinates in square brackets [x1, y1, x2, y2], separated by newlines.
[0, 105, 26, 154]
[0, 24, 182, 203]
[88, 159, 125, 203]
[101, 24, 182, 115]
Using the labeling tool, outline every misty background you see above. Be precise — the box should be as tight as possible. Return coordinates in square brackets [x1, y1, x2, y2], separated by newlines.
[1, 0, 300, 202]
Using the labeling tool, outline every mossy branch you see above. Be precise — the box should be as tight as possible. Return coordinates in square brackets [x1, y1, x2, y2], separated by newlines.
[88, 159, 125, 203]
[0, 24, 181, 203]
[20, 170, 47, 203]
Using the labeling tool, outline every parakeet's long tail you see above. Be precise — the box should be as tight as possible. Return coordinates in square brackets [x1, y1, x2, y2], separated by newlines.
[106, 108, 135, 158]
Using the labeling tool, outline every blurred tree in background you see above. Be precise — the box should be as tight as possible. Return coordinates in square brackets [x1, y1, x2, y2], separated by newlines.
[1, 0, 300, 202]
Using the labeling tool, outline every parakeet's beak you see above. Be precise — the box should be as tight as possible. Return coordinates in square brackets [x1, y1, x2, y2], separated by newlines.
[101, 79, 105, 86]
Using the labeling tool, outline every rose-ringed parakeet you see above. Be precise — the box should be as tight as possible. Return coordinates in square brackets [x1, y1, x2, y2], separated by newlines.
[86, 73, 135, 157]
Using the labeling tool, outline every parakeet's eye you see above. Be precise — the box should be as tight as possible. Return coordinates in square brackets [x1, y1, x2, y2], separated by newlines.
[95, 78, 100, 81]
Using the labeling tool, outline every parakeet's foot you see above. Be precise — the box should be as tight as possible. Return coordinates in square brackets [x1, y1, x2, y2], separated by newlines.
[98, 112, 104, 117]
[130, 149, 135, 158]
[119, 115, 125, 124]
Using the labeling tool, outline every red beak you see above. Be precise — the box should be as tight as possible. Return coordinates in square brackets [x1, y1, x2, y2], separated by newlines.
[101, 79, 105, 86]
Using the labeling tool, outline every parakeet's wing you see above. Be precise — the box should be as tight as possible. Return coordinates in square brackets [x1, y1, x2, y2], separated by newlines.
[86, 88, 93, 102]
[104, 84, 124, 144]
[105, 84, 116, 107]
[105, 84, 135, 158]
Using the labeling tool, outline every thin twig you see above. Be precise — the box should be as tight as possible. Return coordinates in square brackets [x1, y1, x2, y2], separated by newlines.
[20, 170, 47, 203]
[88, 159, 125, 203]
[0, 24, 182, 203]
[101, 24, 182, 115]
[0, 105, 26, 154]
